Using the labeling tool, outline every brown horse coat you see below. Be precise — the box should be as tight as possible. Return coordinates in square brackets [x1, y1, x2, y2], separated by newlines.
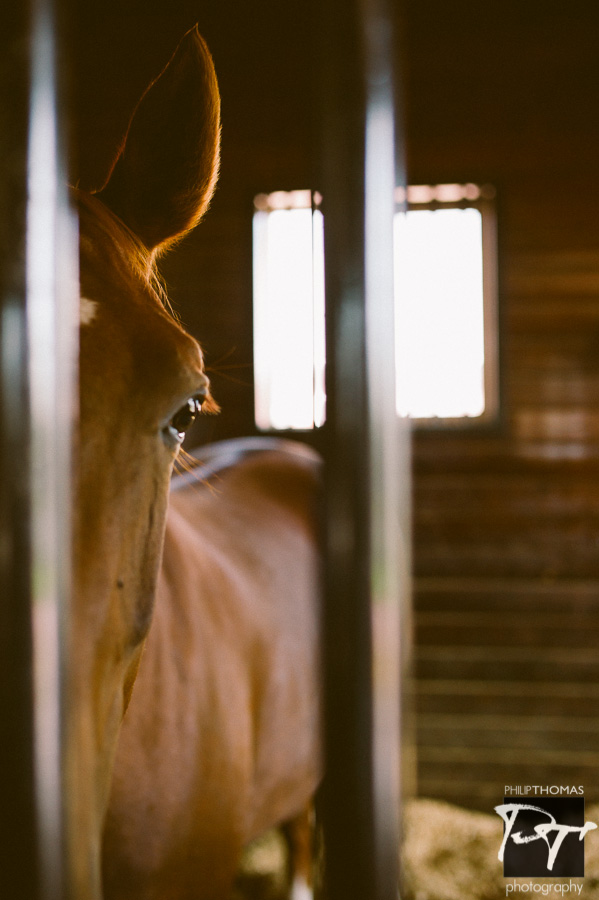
[103, 447, 321, 899]
[73, 27, 321, 900]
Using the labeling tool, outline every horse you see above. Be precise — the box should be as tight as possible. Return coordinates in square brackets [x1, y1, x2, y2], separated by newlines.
[72, 26, 321, 899]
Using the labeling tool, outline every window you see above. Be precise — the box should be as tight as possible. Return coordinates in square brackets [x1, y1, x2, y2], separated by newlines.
[394, 183, 498, 423]
[253, 190, 325, 431]
[252, 183, 498, 431]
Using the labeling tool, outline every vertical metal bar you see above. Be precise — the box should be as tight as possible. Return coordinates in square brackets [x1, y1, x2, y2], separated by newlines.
[318, 0, 409, 898]
[1, 0, 76, 897]
[0, 6, 40, 896]
[28, 0, 77, 897]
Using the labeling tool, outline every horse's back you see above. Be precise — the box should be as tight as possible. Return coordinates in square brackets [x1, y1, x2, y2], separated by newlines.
[170, 436, 321, 522]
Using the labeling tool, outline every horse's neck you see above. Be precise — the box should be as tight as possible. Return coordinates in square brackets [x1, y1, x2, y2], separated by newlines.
[110, 444, 322, 866]
[138, 436, 323, 715]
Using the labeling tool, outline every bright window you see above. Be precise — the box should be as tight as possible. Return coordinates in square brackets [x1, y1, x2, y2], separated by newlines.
[252, 184, 498, 430]
[395, 208, 485, 417]
[394, 183, 498, 423]
[253, 190, 325, 430]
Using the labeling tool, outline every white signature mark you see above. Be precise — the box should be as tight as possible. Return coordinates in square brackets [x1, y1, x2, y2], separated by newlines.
[494, 803, 597, 872]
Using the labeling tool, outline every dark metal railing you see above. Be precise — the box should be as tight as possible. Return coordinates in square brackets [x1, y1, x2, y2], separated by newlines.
[318, 0, 412, 897]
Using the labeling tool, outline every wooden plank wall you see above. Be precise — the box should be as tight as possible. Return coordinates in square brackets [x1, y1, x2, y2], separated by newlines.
[405, 2, 599, 810]
[72, 1, 599, 814]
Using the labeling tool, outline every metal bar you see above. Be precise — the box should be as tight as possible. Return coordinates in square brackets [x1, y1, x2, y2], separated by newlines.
[1, 0, 76, 897]
[28, 0, 77, 896]
[0, 6, 40, 896]
[318, 0, 410, 898]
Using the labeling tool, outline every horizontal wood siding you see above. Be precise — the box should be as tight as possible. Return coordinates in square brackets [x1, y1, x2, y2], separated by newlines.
[404, 0, 599, 811]
[414, 577, 599, 810]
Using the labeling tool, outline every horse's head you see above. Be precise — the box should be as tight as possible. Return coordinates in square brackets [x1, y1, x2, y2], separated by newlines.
[70, 27, 220, 895]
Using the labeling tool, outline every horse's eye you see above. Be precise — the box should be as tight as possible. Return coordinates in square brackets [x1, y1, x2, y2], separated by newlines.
[163, 395, 204, 446]
[171, 397, 201, 434]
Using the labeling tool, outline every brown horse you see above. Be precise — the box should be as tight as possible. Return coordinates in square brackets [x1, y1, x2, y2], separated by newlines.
[73, 27, 321, 900]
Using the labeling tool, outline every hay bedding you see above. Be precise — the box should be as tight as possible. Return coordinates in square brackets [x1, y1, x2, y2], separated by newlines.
[233, 800, 599, 900]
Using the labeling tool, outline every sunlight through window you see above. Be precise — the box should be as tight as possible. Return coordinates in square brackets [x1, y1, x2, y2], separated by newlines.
[394, 207, 485, 418]
[253, 184, 497, 430]
[253, 191, 325, 430]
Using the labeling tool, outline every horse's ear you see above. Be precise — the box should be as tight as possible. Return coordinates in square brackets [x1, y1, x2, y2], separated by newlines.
[99, 26, 220, 254]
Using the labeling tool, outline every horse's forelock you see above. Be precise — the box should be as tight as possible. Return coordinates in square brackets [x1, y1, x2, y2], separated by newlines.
[75, 188, 172, 315]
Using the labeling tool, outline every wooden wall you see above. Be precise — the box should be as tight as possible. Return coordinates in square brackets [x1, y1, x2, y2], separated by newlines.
[405, 1, 599, 809]
[72, 1, 599, 813]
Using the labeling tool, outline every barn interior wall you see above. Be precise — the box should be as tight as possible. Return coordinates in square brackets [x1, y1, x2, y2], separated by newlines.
[405, 2, 599, 808]
[72, 0, 599, 811]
